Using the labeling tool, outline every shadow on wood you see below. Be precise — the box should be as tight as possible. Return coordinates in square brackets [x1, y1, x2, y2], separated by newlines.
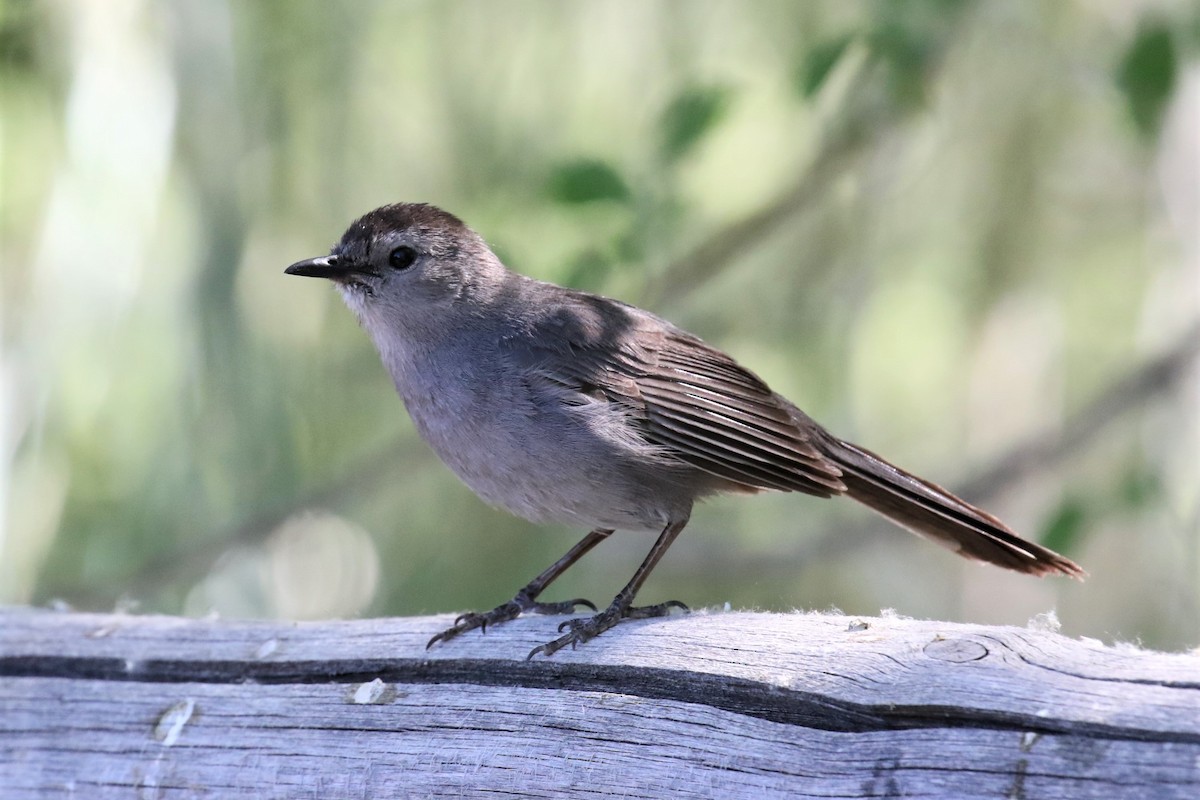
[2, 607, 1197, 798]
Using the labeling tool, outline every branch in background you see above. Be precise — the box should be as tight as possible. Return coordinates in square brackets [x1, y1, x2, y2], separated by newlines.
[645, 116, 879, 309]
[645, 0, 980, 310]
[645, 70, 897, 310]
[956, 321, 1200, 501]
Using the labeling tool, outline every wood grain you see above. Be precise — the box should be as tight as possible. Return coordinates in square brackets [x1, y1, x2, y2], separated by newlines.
[2, 607, 1197, 798]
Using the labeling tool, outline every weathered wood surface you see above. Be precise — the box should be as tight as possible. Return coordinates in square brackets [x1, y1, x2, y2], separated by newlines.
[2, 606, 1197, 798]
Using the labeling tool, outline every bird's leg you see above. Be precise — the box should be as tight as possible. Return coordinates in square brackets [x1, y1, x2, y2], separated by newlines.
[426, 528, 612, 648]
[528, 518, 690, 659]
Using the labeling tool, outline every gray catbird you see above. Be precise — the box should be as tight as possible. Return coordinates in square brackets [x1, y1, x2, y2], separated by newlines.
[285, 202, 1084, 658]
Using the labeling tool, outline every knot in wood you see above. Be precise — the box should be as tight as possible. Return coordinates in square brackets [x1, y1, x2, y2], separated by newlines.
[923, 637, 989, 663]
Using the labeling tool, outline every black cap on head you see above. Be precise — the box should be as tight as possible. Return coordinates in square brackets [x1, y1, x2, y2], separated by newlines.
[344, 203, 468, 242]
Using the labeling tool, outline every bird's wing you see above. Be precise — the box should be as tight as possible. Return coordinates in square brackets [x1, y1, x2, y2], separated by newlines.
[504, 294, 846, 497]
[501, 290, 1083, 579]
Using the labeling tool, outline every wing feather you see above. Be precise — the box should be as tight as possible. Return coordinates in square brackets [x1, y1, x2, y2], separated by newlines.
[509, 299, 846, 496]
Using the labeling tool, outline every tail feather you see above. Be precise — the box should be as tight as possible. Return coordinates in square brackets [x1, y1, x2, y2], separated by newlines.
[825, 438, 1085, 579]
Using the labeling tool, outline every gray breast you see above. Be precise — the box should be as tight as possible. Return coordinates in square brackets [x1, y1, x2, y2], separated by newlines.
[398, 354, 693, 533]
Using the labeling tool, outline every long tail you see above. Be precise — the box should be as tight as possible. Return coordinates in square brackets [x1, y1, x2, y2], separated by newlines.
[822, 437, 1085, 578]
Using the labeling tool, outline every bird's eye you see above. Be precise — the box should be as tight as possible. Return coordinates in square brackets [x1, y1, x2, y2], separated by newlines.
[388, 245, 418, 270]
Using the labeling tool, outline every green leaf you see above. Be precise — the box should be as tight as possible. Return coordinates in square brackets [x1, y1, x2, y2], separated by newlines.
[1117, 22, 1178, 139]
[1039, 498, 1087, 556]
[659, 85, 732, 162]
[546, 159, 631, 205]
[797, 35, 854, 99]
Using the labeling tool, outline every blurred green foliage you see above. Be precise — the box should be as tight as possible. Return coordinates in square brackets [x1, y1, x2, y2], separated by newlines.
[798, 35, 855, 99]
[659, 85, 733, 162]
[1118, 20, 1180, 138]
[1039, 497, 1088, 557]
[547, 159, 632, 205]
[1, 0, 1197, 650]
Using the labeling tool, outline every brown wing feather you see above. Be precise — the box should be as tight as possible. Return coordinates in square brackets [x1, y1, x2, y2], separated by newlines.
[509, 301, 846, 496]
[636, 332, 846, 495]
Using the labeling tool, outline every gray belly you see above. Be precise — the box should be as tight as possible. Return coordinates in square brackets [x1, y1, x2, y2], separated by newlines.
[402, 389, 692, 532]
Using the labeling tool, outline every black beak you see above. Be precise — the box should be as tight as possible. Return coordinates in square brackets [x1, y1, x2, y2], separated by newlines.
[284, 255, 350, 280]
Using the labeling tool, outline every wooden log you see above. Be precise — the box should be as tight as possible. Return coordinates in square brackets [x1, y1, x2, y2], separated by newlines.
[1, 606, 1197, 798]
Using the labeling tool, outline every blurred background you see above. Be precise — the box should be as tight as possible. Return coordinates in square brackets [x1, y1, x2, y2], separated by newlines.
[2, 0, 1198, 650]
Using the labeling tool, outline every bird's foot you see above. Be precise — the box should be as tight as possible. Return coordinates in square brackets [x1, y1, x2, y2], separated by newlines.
[527, 598, 689, 659]
[426, 591, 596, 649]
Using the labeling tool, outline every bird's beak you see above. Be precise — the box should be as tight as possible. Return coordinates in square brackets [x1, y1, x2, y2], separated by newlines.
[284, 255, 349, 280]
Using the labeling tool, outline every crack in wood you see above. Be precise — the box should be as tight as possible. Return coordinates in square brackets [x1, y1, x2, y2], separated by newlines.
[3, 653, 1193, 745]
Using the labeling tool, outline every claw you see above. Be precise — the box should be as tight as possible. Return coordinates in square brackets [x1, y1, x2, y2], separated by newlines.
[567, 597, 599, 613]
[626, 599, 689, 619]
[426, 594, 599, 650]
[526, 598, 690, 658]
[528, 597, 596, 616]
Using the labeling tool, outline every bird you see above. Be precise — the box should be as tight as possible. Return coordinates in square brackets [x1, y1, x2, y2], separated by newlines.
[284, 202, 1085, 658]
